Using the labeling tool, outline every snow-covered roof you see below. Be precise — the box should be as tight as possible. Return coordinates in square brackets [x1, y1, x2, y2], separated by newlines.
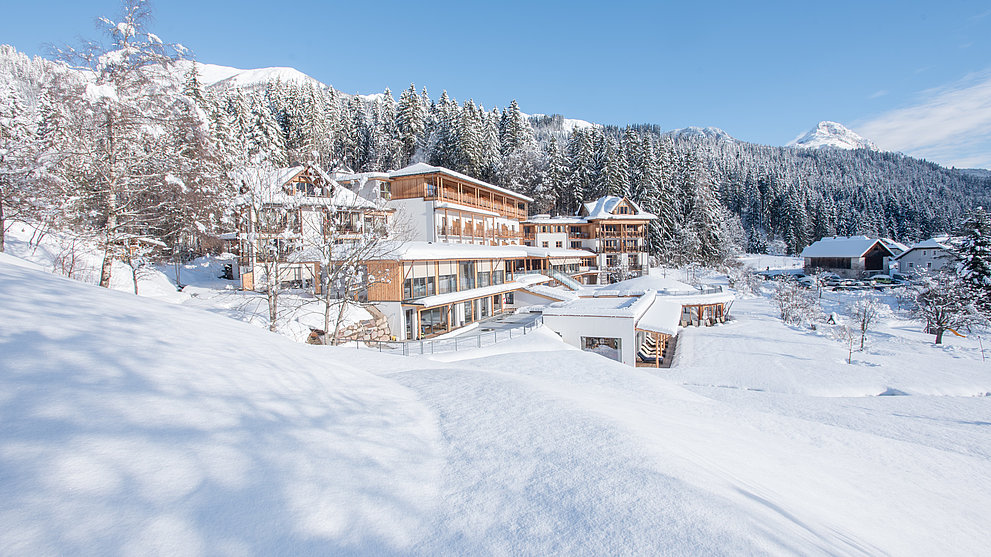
[800, 236, 890, 259]
[389, 163, 534, 203]
[410, 275, 550, 308]
[522, 284, 580, 302]
[635, 299, 683, 336]
[579, 196, 657, 221]
[542, 293, 656, 319]
[894, 237, 953, 259]
[879, 238, 910, 255]
[523, 216, 589, 225]
[588, 275, 696, 297]
[372, 241, 531, 261]
[522, 246, 595, 259]
[234, 164, 378, 210]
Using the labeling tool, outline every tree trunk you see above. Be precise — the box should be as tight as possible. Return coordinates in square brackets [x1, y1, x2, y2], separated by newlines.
[0, 185, 6, 253]
[100, 246, 115, 288]
[173, 251, 183, 290]
[935, 328, 944, 345]
[99, 190, 118, 288]
[267, 262, 279, 332]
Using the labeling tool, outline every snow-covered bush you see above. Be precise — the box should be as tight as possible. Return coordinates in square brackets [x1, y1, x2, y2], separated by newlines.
[773, 279, 819, 326]
[910, 271, 986, 344]
[727, 267, 762, 297]
[847, 294, 887, 351]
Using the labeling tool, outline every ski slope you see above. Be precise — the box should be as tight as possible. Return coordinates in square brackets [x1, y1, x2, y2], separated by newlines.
[2, 254, 990, 555]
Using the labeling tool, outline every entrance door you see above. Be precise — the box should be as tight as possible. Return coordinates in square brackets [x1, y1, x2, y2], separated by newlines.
[405, 308, 416, 340]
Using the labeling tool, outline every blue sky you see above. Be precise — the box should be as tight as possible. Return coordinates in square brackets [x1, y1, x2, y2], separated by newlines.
[4, 1, 991, 168]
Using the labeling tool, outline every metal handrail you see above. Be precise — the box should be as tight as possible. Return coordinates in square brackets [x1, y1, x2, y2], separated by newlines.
[354, 314, 544, 356]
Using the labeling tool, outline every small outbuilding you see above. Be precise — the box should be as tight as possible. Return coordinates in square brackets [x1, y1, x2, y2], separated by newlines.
[800, 236, 895, 278]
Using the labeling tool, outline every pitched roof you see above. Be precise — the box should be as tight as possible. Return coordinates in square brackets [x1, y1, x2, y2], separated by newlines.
[894, 237, 953, 259]
[579, 196, 657, 221]
[800, 236, 892, 258]
[388, 163, 533, 203]
[234, 164, 378, 209]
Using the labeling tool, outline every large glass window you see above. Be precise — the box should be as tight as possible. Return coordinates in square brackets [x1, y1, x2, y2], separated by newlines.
[459, 261, 476, 290]
[478, 271, 491, 288]
[582, 337, 622, 362]
[493, 270, 505, 285]
[438, 274, 457, 294]
[405, 276, 437, 299]
[420, 306, 448, 337]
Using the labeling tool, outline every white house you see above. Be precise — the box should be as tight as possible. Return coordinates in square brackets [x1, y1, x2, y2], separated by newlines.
[541, 275, 733, 367]
[523, 196, 657, 284]
[893, 237, 956, 276]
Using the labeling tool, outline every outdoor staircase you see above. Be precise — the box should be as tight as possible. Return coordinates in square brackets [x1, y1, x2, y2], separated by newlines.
[547, 269, 583, 291]
[637, 333, 678, 368]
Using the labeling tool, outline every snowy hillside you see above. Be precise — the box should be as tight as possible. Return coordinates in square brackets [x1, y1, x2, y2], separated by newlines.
[3, 250, 991, 554]
[788, 120, 878, 150]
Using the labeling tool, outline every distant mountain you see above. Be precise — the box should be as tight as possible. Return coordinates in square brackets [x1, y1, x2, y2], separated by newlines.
[177, 60, 327, 90]
[664, 126, 737, 142]
[787, 121, 877, 151]
[957, 168, 991, 178]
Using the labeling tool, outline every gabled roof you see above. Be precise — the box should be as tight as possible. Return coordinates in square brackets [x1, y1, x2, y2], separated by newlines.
[234, 164, 378, 209]
[800, 236, 893, 259]
[388, 163, 533, 203]
[579, 196, 657, 221]
[894, 237, 954, 260]
[880, 238, 910, 255]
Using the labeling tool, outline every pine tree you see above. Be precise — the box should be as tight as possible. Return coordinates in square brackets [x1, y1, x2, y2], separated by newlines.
[956, 207, 991, 314]
[396, 84, 425, 166]
[0, 79, 35, 251]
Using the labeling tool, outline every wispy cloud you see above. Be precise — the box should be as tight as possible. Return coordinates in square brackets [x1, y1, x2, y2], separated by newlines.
[855, 71, 991, 169]
[869, 90, 888, 99]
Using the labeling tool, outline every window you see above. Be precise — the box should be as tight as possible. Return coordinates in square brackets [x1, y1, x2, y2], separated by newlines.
[581, 337, 621, 362]
[542, 242, 549, 248]
[378, 181, 391, 200]
[478, 271, 492, 288]
[404, 276, 436, 299]
[438, 274, 457, 294]
[505, 292, 514, 305]
[571, 241, 582, 249]
[555, 241, 563, 248]
[459, 261, 476, 290]
[463, 300, 473, 323]
[493, 270, 505, 285]
[420, 306, 448, 337]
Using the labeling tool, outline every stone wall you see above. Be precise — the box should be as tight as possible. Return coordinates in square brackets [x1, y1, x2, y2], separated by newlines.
[306, 304, 394, 345]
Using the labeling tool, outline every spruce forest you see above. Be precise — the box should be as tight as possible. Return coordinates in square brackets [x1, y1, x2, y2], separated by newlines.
[2, 15, 989, 267]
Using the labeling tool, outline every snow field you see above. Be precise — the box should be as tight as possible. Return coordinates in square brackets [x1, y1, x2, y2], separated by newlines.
[0, 257, 445, 555]
[2, 247, 991, 555]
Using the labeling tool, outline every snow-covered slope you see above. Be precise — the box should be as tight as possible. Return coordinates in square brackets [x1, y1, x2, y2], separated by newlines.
[3, 251, 991, 554]
[0, 255, 444, 555]
[788, 120, 878, 150]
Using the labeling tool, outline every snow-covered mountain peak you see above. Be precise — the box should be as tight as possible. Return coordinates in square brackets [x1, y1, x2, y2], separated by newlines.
[665, 126, 737, 142]
[787, 121, 877, 151]
[177, 60, 327, 90]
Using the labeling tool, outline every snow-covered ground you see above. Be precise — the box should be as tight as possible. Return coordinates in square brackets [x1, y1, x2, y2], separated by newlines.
[2, 245, 990, 555]
[1, 222, 370, 342]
